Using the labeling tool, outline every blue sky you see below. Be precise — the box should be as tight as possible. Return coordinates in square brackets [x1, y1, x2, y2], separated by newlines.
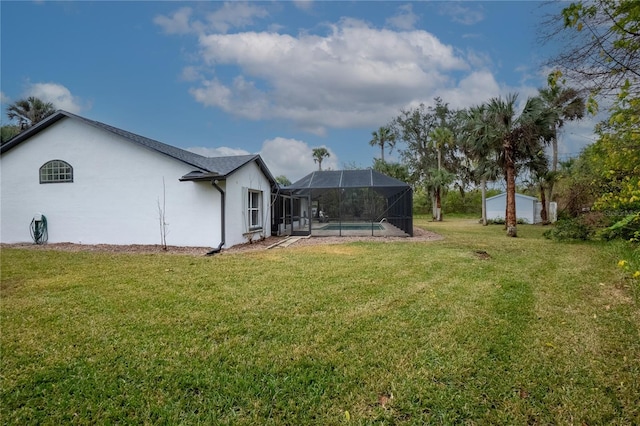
[1, 1, 597, 181]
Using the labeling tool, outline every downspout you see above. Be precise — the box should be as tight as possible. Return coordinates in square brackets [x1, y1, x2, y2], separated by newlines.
[206, 179, 225, 256]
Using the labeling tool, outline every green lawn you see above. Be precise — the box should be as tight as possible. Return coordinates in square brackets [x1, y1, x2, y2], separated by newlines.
[1, 219, 639, 425]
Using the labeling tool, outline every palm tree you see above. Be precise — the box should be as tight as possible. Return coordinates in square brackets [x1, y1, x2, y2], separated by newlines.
[428, 126, 454, 221]
[478, 94, 554, 237]
[6, 97, 56, 129]
[312, 147, 330, 171]
[372, 158, 410, 182]
[369, 126, 396, 163]
[537, 73, 585, 221]
[275, 175, 292, 186]
[462, 105, 503, 226]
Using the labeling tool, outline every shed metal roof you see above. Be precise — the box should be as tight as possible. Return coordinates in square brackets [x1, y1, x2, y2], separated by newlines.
[486, 192, 539, 202]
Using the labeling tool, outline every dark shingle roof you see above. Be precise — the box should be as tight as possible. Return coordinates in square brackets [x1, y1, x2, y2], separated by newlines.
[1, 110, 275, 182]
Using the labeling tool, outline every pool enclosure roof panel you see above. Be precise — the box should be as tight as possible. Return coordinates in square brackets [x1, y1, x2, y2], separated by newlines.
[285, 170, 410, 191]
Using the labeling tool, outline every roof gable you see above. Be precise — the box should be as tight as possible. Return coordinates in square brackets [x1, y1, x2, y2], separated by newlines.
[1, 110, 275, 184]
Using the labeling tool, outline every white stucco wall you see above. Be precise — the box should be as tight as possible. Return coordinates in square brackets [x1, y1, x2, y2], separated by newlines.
[486, 193, 537, 224]
[223, 160, 273, 247]
[0, 118, 221, 247]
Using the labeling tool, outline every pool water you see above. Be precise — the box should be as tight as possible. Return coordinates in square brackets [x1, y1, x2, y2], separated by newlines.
[320, 223, 384, 231]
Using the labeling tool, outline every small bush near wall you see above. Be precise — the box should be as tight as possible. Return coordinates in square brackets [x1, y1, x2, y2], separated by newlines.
[486, 218, 529, 225]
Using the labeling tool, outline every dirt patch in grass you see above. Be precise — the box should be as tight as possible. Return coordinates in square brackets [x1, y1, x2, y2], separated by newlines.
[0, 227, 443, 256]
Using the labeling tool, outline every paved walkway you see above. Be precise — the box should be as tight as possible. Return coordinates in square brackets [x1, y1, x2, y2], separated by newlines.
[266, 235, 310, 249]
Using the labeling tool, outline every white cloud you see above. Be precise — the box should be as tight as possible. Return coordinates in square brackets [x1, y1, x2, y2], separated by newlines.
[25, 82, 85, 113]
[186, 137, 338, 182]
[186, 18, 469, 133]
[466, 49, 493, 69]
[154, 7, 194, 34]
[180, 66, 203, 82]
[0, 91, 10, 104]
[439, 3, 484, 26]
[154, 3, 268, 35]
[435, 70, 502, 109]
[189, 76, 270, 120]
[267, 23, 285, 33]
[186, 146, 251, 157]
[259, 137, 338, 181]
[386, 4, 419, 30]
[157, 8, 551, 137]
[205, 2, 269, 33]
[190, 78, 232, 109]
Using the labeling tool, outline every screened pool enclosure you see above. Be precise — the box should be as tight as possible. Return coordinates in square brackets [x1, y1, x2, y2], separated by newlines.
[273, 170, 413, 237]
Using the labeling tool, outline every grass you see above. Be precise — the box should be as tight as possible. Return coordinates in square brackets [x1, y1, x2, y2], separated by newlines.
[1, 218, 639, 425]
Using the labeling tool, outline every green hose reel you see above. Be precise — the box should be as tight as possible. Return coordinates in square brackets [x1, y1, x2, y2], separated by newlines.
[30, 213, 48, 245]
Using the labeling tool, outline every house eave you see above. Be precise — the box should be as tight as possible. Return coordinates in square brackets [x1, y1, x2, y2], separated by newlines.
[179, 171, 224, 182]
[1, 113, 67, 154]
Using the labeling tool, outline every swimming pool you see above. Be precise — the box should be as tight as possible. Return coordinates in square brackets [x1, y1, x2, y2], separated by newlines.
[320, 223, 384, 231]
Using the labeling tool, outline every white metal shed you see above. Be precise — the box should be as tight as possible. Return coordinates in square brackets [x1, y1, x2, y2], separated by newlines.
[486, 192, 539, 224]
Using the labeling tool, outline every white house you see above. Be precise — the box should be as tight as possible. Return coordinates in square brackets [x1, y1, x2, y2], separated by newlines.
[0, 111, 277, 250]
[486, 192, 557, 224]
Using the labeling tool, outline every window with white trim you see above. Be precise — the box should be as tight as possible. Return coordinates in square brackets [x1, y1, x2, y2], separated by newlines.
[40, 160, 73, 184]
[248, 189, 262, 230]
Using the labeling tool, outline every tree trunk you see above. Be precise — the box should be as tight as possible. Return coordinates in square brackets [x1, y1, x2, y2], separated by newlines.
[540, 183, 548, 223]
[546, 136, 557, 223]
[552, 137, 558, 173]
[481, 177, 487, 226]
[431, 191, 438, 221]
[435, 187, 442, 221]
[546, 181, 554, 222]
[436, 147, 443, 221]
[505, 144, 517, 237]
[381, 145, 385, 163]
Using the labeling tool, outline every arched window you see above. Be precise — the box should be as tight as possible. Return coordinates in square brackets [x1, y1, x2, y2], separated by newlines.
[40, 160, 73, 184]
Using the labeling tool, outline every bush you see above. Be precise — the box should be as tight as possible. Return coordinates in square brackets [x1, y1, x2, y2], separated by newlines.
[486, 217, 529, 225]
[544, 217, 595, 241]
[599, 212, 640, 242]
[412, 188, 431, 215]
[443, 188, 501, 215]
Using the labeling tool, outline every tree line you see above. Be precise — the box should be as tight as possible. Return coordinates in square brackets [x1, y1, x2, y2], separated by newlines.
[372, 77, 584, 238]
[368, 0, 638, 240]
